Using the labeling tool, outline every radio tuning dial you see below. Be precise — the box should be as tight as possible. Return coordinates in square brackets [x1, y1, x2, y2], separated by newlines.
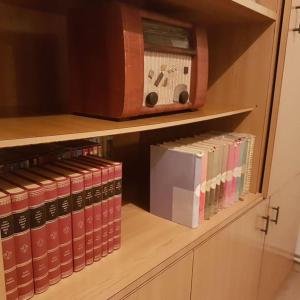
[146, 92, 158, 107]
[179, 91, 189, 104]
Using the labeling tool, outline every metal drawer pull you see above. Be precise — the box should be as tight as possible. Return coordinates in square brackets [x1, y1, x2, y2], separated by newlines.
[293, 25, 300, 33]
[270, 206, 280, 224]
[261, 216, 270, 235]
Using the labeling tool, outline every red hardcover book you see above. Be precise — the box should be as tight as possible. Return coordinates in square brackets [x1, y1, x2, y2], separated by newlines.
[80, 157, 114, 254]
[30, 167, 73, 278]
[83, 157, 122, 250]
[100, 159, 122, 250]
[78, 157, 109, 257]
[0, 191, 18, 300]
[66, 159, 103, 261]
[44, 165, 85, 272]
[4, 173, 49, 294]
[0, 178, 34, 300]
[54, 161, 94, 265]
[15, 169, 61, 285]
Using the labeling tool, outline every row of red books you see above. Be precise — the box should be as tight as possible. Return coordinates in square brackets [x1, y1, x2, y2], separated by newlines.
[0, 156, 122, 300]
[0, 139, 102, 174]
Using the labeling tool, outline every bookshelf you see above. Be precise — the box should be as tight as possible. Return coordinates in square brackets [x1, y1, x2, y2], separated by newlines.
[32, 193, 262, 300]
[0, 108, 253, 148]
[0, 0, 287, 298]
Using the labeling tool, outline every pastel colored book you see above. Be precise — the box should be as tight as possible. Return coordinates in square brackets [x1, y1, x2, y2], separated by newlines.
[150, 144, 202, 228]
[171, 139, 215, 220]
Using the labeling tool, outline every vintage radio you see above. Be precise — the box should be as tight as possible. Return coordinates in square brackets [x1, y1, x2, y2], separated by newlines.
[69, 2, 208, 119]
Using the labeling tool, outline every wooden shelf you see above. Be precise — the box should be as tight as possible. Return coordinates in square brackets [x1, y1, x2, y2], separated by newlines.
[232, 0, 277, 20]
[126, 0, 277, 23]
[0, 108, 253, 149]
[33, 193, 263, 300]
[0, 0, 277, 23]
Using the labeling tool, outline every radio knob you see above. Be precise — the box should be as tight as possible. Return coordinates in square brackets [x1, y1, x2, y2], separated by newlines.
[179, 91, 189, 104]
[146, 92, 158, 107]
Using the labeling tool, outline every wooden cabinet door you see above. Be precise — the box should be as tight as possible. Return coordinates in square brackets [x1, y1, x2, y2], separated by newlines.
[258, 175, 300, 300]
[125, 251, 193, 300]
[191, 200, 266, 300]
[258, 1, 300, 299]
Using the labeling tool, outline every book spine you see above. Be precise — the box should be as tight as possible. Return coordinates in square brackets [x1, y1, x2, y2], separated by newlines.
[28, 187, 49, 294]
[82, 173, 94, 265]
[56, 179, 73, 278]
[101, 175, 109, 257]
[11, 192, 34, 300]
[44, 183, 61, 285]
[91, 170, 102, 262]
[231, 143, 238, 203]
[245, 136, 255, 194]
[220, 145, 229, 209]
[113, 164, 122, 250]
[225, 144, 234, 207]
[70, 176, 86, 271]
[199, 154, 207, 223]
[0, 195, 18, 300]
[107, 169, 115, 254]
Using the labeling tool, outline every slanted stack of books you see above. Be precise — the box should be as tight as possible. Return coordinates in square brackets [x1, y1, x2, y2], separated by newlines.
[150, 132, 255, 228]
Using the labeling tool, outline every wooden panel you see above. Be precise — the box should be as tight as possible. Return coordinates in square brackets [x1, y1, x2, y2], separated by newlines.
[0, 108, 253, 148]
[258, 3, 300, 296]
[124, 252, 193, 300]
[206, 21, 279, 193]
[252, 0, 280, 12]
[258, 175, 300, 300]
[263, 0, 300, 196]
[30, 194, 262, 300]
[0, 0, 277, 22]
[191, 199, 267, 300]
[0, 4, 67, 117]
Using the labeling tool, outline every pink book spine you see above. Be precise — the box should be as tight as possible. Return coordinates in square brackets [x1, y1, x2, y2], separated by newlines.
[11, 192, 34, 300]
[113, 164, 122, 250]
[82, 173, 94, 265]
[27, 187, 49, 294]
[91, 169, 102, 262]
[199, 155, 207, 223]
[70, 176, 86, 271]
[0, 194, 18, 300]
[56, 179, 73, 278]
[220, 147, 230, 209]
[43, 182, 61, 285]
[225, 144, 234, 207]
[232, 143, 240, 203]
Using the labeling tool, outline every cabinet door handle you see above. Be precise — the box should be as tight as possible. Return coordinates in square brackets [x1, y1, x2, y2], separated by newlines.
[270, 206, 280, 224]
[293, 24, 300, 33]
[261, 216, 270, 235]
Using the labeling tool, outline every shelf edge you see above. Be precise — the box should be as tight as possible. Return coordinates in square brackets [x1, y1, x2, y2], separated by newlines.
[0, 108, 253, 149]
